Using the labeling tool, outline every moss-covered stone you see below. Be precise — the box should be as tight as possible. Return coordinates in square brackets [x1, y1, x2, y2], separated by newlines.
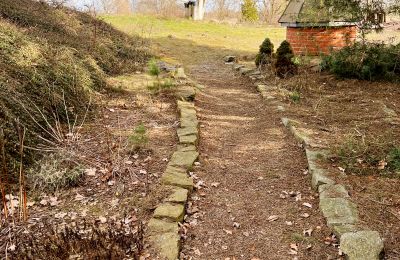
[179, 134, 198, 145]
[149, 232, 180, 260]
[319, 198, 358, 227]
[154, 203, 185, 222]
[148, 218, 179, 234]
[161, 166, 194, 190]
[319, 184, 350, 199]
[340, 231, 384, 260]
[165, 186, 188, 204]
[169, 150, 199, 170]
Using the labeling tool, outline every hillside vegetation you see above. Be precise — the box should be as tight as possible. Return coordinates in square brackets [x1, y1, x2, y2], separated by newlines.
[0, 0, 149, 171]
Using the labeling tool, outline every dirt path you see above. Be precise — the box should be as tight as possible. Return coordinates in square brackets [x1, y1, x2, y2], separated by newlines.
[181, 62, 339, 259]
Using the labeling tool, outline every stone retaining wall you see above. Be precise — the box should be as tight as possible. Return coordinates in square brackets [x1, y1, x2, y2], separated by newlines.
[146, 70, 200, 260]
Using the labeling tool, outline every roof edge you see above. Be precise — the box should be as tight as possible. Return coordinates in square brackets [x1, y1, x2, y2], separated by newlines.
[280, 21, 358, 27]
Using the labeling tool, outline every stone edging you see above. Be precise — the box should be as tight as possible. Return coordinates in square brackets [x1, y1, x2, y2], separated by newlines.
[146, 70, 199, 260]
[228, 62, 384, 260]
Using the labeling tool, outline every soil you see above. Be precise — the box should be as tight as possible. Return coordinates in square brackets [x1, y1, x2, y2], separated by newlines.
[0, 74, 178, 259]
[261, 66, 400, 259]
[180, 62, 341, 259]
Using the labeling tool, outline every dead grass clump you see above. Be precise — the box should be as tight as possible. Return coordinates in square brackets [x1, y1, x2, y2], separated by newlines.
[331, 133, 400, 176]
[27, 152, 83, 192]
[4, 220, 144, 259]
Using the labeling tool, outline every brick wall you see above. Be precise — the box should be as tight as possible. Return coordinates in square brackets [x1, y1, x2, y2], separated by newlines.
[286, 26, 357, 55]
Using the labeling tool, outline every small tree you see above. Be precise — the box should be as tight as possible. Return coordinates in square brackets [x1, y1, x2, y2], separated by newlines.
[255, 38, 274, 67]
[241, 0, 259, 22]
[275, 40, 297, 78]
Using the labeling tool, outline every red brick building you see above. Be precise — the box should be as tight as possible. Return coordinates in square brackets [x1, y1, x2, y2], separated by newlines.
[279, 0, 358, 55]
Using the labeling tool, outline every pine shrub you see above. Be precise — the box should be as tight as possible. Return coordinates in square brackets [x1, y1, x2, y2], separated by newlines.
[275, 40, 297, 78]
[255, 38, 274, 67]
[323, 42, 400, 82]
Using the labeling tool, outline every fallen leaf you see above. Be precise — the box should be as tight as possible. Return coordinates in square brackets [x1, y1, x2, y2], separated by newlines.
[302, 202, 312, 208]
[300, 213, 310, 218]
[8, 244, 16, 252]
[303, 228, 313, 236]
[211, 182, 220, 187]
[378, 160, 387, 170]
[285, 221, 293, 226]
[233, 222, 240, 228]
[290, 243, 298, 251]
[243, 231, 250, 237]
[55, 212, 67, 219]
[268, 215, 279, 222]
[75, 193, 85, 201]
[85, 168, 97, 176]
[98, 216, 107, 223]
[223, 229, 233, 235]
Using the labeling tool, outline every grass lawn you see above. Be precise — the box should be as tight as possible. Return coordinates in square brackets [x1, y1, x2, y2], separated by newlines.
[102, 15, 285, 66]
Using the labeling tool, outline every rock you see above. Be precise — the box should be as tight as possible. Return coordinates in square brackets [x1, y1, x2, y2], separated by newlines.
[306, 149, 335, 190]
[176, 145, 197, 152]
[175, 68, 187, 79]
[157, 61, 176, 72]
[319, 184, 350, 199]
[233, 64, 245, 71]
[223, 55, 236, 63]
[340, 231, 384, 260]
[148, 218, 179, 234]
[149, 232, 180, 260]
[239, 67, 254, 75]
[169, 150, 199, 170]
[165, 186, 188, 204]
[161, 166, 194, 190]
[176, 86, 196, 101]
[177, 100, 195, 110]
[179, 134, 198, 145]
[319, 198, 358, 227]
[154, 203, 185, 222]
[249, 70, 261, 76]
[177, 126, 198, 137]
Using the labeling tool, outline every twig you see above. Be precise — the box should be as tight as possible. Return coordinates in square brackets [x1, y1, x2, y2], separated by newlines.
[0, 130, 8, 219]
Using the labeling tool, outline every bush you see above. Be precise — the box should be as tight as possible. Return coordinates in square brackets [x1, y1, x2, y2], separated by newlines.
[275, 40, 297, 78]
[259, 38, 274, 55]
[255, 38, 274, 67]
[241, 0, 259, 22]
[323, 42, 400, 82]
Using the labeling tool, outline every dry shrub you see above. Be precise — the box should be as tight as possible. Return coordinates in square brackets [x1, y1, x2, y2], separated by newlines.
[3, 219, 144, 259]
[331, 133, 400, 176]
[0, 0, 150, 175]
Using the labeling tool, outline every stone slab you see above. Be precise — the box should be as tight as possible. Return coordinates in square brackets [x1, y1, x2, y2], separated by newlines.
[180, 117, 199, 129]
[176, 145, 197, 152]
[176, 86, 196, 101]
[149, 232, 180, 260]
[154, 203, 185, 222]
[239, 67, 254, 75]
[165, 186, 189, 204]
[340, 231, 384, 260]
[161, 166, 194, 190]
[148, 218, 179, 234]
[179, 134, 198, 145]
[306, 149, 335, 190]
[319, 198, 358, 227]
[175, 68, 187, 79]
[177, 126, 198, 137]
[233, 64, 245, 71]
[169, 150, 199, 170]
[319, 184, 350, 199]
